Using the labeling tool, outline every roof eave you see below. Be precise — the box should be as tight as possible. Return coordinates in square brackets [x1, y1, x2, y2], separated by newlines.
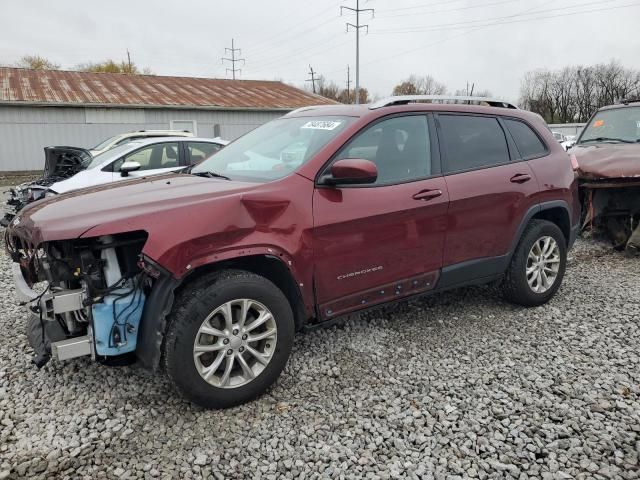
[0, 101, 297, 112]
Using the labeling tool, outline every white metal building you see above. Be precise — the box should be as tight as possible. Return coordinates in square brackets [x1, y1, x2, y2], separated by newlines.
[0, 67, 335, 172]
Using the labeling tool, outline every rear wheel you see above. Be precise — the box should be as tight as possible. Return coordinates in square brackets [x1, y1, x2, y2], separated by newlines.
[164, 270, 294, 408]
[502, 219, 567, 307]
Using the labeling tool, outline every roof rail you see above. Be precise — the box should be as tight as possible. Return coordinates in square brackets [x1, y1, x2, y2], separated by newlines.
[369, 95, 518, 110]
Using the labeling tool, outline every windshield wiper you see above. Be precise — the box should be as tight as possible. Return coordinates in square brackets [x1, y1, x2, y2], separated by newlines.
[579, 137, 635, 144]
[191, 170, 231, 181]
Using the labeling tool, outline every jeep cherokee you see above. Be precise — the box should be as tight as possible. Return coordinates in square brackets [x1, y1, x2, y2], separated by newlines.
[6, 96, 580, 408]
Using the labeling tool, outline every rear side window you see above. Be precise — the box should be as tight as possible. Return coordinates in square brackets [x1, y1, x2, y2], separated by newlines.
[188, 142, 222, 164]
[504, 119, 548, 159]
[438, 115, 510, 173]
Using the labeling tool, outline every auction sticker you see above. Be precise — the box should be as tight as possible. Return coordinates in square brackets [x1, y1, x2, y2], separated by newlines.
[301, 120, 342, 130]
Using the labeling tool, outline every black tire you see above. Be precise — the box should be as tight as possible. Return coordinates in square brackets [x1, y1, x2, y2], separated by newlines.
[164, 269, 294, 408]
[502, 219, 567, 307]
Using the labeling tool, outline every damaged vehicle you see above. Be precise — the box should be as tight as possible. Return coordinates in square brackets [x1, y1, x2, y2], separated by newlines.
[6, 96, 579, 408]
[2, 137, 227, 225]
[572, 100, 640, 252]
[88, 129, 195, 157]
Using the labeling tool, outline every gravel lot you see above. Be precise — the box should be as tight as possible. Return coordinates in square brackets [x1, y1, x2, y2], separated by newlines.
[0, 238, 638, 479]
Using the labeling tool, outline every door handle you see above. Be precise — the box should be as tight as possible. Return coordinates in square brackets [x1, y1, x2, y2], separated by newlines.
[413, 189, 443, 201]
[510, 173, 532, 184]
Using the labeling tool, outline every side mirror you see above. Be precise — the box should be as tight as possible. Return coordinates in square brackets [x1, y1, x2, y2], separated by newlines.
[119, 160, 141, 177]
[323, 158, 378, 186]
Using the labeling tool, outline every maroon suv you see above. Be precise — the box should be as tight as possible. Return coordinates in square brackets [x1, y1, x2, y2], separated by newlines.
[7, 96, 580, 408]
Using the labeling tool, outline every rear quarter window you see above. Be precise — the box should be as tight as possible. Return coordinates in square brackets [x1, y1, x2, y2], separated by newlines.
[504, 119, 548, 159]
[438, 115, 510, 173]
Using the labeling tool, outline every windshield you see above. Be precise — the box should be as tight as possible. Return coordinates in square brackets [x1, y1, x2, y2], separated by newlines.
[192, 116, 355, 181]
[91, 135, 122, 151]
[579, 106, 640, 144]
[86, 143, 138, 169]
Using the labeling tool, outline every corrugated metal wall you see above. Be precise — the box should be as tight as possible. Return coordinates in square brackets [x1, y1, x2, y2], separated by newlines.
[0, 106, 284, 171]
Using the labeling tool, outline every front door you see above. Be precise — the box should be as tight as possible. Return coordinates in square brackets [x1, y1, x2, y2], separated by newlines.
[110, 141, 184, 181]
[312, 114, 449, 319]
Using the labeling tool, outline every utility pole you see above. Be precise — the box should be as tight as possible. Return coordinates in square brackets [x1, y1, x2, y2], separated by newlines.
[222, 38, 245, 80]
[126, 49, 132, 74]
[341, 0, 374, 104]
[346, 65, 351, 104]
[306, 65, 318, 94]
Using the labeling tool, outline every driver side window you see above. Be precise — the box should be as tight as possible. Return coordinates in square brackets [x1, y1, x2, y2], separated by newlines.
[111, 142, 180, 172]
[334, 115, 431, 185]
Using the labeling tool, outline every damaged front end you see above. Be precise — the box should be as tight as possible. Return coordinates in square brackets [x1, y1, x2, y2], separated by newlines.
[574, 102, 640, 253]
[580, 180, 640, 253]
[2, 147, 92, 226]
[6, 230, 149, 367]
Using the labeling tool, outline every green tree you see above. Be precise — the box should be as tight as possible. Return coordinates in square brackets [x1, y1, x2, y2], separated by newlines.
[77, 59, 152, 75]
[16, 55, 60, 70]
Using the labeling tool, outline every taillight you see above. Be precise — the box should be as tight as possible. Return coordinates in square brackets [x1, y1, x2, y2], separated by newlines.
[569, 153, 579, 171]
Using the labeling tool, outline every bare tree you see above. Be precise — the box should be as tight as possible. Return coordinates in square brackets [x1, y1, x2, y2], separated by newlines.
[392, 75, 447, 96]
[308, 75, 369, 104]
[520, 61, 640, 123]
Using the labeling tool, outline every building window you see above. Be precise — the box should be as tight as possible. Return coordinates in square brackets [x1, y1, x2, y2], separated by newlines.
[170, 120, 197, 135]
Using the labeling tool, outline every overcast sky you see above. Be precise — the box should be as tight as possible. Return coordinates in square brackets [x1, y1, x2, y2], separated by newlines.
[2, 0, 640, 102]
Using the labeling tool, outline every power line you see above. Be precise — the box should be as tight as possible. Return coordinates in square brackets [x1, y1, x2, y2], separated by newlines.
[372, 0, 628, 34]
[361, 0, 638, 71]
[221, 38, 245, 80]
[247, 4, 338, 58]
[247, 37, 352, 74]
[341, 0, 375, 104]
[376, 0, 524, 19]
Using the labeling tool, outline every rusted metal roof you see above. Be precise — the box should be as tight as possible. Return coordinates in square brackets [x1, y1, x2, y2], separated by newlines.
[0, 67, 338, 111]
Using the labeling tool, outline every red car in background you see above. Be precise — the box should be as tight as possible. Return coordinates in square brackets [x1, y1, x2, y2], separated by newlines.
[7, 96, 579, 408]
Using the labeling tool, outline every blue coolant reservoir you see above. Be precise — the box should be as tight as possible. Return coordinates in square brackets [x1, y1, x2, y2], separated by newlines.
[92, 286, 145, 356]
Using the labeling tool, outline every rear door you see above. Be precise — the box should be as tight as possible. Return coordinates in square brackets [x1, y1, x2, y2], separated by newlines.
[312, 114, 449, 319]
[435, 113, 539, 286]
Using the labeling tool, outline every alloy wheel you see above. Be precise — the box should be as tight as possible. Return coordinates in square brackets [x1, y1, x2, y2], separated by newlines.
[193, 299, 277, 389]
[526, 236, 561, 294]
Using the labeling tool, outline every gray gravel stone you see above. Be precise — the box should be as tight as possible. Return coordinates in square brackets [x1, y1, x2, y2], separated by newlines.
[0, 238, 638, 479]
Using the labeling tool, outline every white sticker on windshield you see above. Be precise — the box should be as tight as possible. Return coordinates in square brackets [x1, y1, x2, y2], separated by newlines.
[301, 120, 342, 131]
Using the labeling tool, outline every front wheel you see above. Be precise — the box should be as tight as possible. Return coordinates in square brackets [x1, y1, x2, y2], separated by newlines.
[502, 219, 567, 307]
[164, 270, 294, 408]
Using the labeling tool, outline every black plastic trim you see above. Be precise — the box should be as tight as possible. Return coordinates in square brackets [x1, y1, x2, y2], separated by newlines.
[135, 264, 180, 370]
[438, 255, 510, 290]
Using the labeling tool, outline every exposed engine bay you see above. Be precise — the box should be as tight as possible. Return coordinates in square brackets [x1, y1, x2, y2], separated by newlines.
[581, 181, 640, 253]
[2, 146, 92, 226]
[7, 230, 149, 367]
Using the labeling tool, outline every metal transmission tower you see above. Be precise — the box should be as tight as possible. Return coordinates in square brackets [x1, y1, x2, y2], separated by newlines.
[306, 65, 319, 94]
[341, 0, 374, 104]
[221, 38, 245, 80]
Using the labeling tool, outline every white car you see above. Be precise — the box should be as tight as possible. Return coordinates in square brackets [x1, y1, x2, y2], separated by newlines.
[89, 130, 195, 156]
[49, 137, 228, 195]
